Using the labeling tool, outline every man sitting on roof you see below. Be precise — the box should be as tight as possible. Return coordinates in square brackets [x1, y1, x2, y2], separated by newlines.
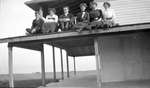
[26, 11, 44, 35]
[59, 6, 74, 31]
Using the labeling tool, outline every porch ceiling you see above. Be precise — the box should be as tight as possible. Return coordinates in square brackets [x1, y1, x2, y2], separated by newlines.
[25, 0, 80, 10]
[24, 0, 92, 15]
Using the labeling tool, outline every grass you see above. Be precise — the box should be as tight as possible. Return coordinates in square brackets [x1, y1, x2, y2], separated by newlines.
[0, 71, 95, 88]
[0, 72, 61, 88]
[0, 79, 59, 88]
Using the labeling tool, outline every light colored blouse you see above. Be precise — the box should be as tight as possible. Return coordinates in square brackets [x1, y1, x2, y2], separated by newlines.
[44, 14, 58, 23]
[103, 8, 116, 21]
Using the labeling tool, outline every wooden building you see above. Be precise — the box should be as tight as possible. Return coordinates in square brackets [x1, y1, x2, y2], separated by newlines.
[0, 0, 150, 88]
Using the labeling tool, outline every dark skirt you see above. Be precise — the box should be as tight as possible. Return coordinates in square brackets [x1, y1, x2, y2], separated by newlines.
[73, 22, 90, 31]
[88, 21, 104, 30]
[59, 22, 72, 31]
[42, 22, 58, 33]
[103, 20, 116, 28]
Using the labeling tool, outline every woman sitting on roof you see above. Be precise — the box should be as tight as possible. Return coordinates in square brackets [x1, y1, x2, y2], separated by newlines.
[73, 3, 90, 32]
[26, 11, 44, 35]
[59, 6, 74, 31]
[42, 8, 58, 33]
[102, 2, 118, 28]
[88, 1, 104, 30]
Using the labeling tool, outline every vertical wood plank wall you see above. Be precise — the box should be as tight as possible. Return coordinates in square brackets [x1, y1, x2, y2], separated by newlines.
[97, 32, 150, 82]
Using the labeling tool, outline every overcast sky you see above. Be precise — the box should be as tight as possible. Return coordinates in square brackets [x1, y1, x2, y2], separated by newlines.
[0, 0, 96, 74]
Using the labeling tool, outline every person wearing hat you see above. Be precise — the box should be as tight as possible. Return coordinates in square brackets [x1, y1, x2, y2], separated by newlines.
[102, 2, 117, 28]
[42, 8, 58, 33]
[89, 1, 104, 29]
[59, 6, 74, 31]
[26, 11, 44, 35]
[73, 3, 90, 32]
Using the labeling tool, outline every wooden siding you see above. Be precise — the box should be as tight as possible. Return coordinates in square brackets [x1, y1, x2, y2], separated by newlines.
[97, 0, 150, 25]
[26, 0, 150, 25]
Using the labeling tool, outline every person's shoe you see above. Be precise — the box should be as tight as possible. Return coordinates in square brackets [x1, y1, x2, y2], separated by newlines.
[115, 23, 120, 27]
[76, 28, 82, 32]
[26, 28, 32, 33]
[25, 32, 32, 36]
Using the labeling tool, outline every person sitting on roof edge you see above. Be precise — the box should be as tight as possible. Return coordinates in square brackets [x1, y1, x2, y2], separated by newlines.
[26, 11, 44, 35]
[88, 1, 104, 30]
[42, 8, 58, 34]
[102, 1, 119, 28]
[73, 3, 90, 32]
[59, 6, 74, 31]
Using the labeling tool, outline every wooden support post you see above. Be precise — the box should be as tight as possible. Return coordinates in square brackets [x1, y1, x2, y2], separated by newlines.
[8, 45, 14, 88]
[73, 56, 76, 75]
[41, 45, 46, 86]
[94, 38, 102, 88]
[52, 46, 56, 80]
[60, 49, 64, 80]
[66, 52, 69, 78]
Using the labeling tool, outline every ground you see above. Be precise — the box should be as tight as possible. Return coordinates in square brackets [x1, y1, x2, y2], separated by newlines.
[0, 71, 80, 88]
[0, 72, 60, 88]
[1, 71, 150, 88]
[39, 71, 150, 88]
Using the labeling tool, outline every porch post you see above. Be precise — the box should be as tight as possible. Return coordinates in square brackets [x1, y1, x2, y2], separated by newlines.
[60, 49, 64, 80]
[66, 52, 69, 78]
[41, 44, 46, 86]
[52, 46, 56, 80]
[73, 56, 76, 75]
[8, 44, 14, 88]
[94, 38, 102, 88]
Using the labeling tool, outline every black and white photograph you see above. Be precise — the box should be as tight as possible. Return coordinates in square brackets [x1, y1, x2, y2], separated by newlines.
[0, 0, 150, 88]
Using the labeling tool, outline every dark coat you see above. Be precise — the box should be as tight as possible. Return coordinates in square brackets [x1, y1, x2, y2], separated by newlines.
[59, 13, 74, 24]
[76, 11, 90, 23]
[59, 13, 74, 31]
[31, 18, 44, 32]
[89, 9, 103, 22]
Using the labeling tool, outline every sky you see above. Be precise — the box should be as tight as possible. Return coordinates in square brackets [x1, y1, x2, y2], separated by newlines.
[0, 0, 96, 74]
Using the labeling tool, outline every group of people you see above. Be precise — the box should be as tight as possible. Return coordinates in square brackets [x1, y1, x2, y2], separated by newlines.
[26, 1, 118, 35]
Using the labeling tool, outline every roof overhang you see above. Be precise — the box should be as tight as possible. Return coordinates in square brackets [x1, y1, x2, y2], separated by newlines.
[24, 0, 78, 11]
